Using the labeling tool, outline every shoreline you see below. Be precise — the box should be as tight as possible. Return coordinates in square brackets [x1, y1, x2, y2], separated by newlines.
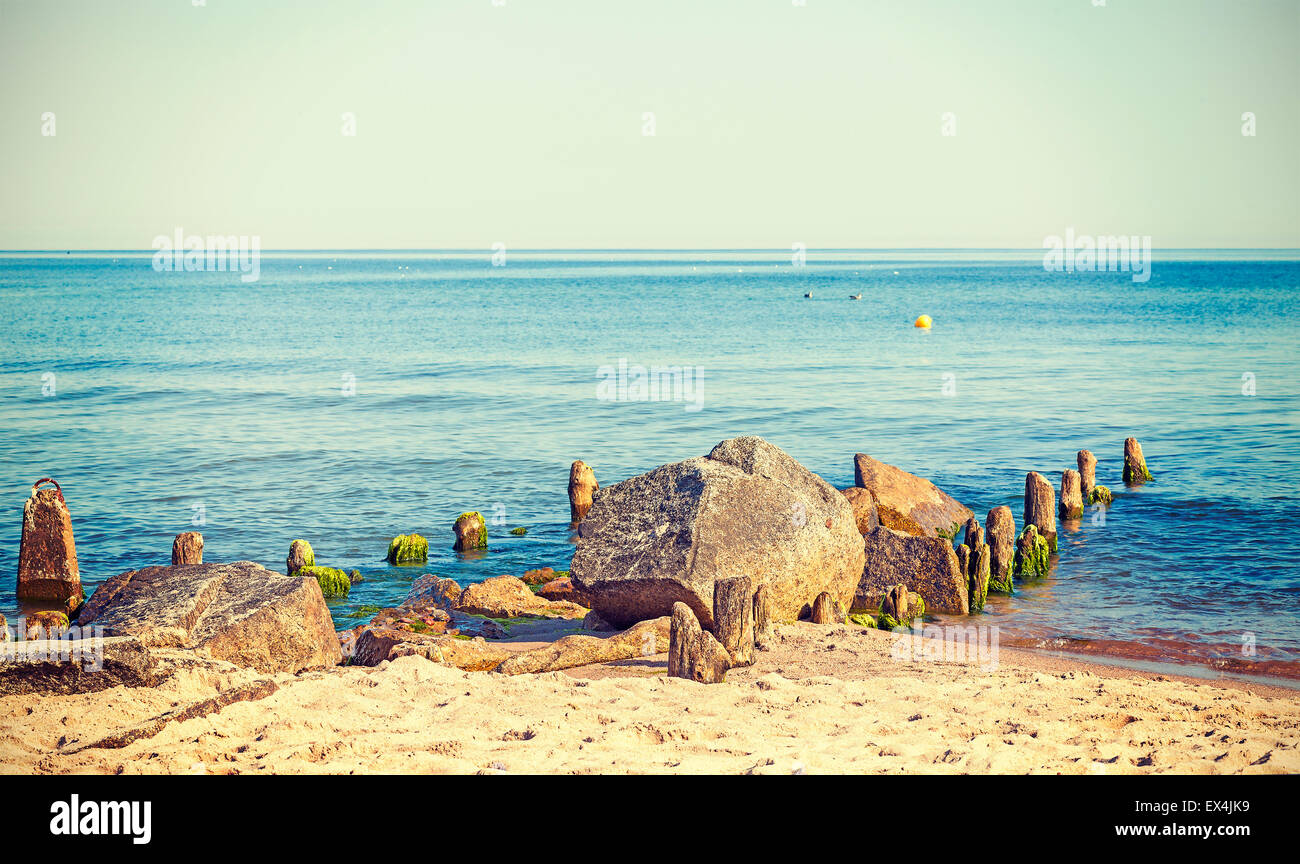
[3, 622, 1295, 775]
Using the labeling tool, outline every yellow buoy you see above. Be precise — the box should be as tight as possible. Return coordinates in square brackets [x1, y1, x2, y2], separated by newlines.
[914, 314, 932, 329]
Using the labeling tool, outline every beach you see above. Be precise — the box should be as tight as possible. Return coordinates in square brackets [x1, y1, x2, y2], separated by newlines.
[4, 623, 1296, 775]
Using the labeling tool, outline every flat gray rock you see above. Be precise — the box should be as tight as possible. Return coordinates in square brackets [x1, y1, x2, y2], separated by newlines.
[76, 561, 341, 674]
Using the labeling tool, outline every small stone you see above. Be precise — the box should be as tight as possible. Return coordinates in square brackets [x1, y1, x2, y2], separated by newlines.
[568, 460, 598, 523]
[667, 602, 729, 683]
[1060, 469, 1084, 519]
[171, 532, 203, 565]
[509, 527, 527, 535]
[839, 487, 879, 535]
[1090, 485, 1114, 506]
[1023, 472, 1058, 553]
[668, 602, 701, 679]
[451, 513, 486, 552]
[17, 479, 81, 611]
[1076, 450, 1097, 498]
[809, 591, 845, 624]
[286, 539, 314, 575]
[1123, 437, 1153, 484]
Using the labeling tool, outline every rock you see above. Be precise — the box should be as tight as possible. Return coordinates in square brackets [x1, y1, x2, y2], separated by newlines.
[852, 454, 972, 538]
[848, 612, 876, 628]
[809, 591, 846, 624]
[286, 539, 314, 575]
[1013, 525, 1051, 581]
[712, 575, 755, 665]
[456, 575, 588, 620]
[969, 543, 991, 612]
[24, 611, 70, 640]
[581, 609, 614, 631]
[402, 574, 462, 613]
[171, 532, 203, 565]
[569, 460, 599, 523]
[365, 604, 452, 635]
[510, 526, 527, 535]
[667, 602, 729, 684]
[0, 636, 174, 696]
[1023, 471, 1058, 552]
[520, 567, 556, 586]
[571, 436, 863, 629]
[1077, 450, 1097, 498]
[667, 602, 700, 679]
[0, 614, 6, 643]
[536, 576, 592, 607]
[388, 533, 429, 563]
[961, 517, 982, 552]
[1090, 485, 1114, 506]
[75, 561, 342, 674]
[985, 506, 1016, 595]
[1060, 469, 1084, 519]
[495, 617, 671, 675]
[298, 565, 350, 598]
[877, 584, 924, 629]
[857, 525, 968, 615]
[955, 543, 971, 579]
[349, 569, 363, 584]
[452, 513, 487, 551]
[17, 479, 81, 611]
[839, 487, 879, 534]
[352, 627, 511, 671]
[1123, 437, 1153, 484]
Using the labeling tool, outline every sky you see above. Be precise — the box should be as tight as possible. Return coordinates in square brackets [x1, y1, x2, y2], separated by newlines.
[0, 0, 1296, 249]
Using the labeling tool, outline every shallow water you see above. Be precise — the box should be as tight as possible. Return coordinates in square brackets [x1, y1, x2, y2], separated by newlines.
[1, 251, 1297, 678]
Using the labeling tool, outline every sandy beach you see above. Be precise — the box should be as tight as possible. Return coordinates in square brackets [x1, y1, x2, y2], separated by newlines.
[3, 623, 1295, 775]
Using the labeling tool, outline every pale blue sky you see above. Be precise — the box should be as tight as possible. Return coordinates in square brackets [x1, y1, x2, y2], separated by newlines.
[1, 0, 1296, 249]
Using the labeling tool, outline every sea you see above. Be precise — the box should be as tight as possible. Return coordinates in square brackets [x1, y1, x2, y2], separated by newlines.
[1, 250, 1297, 683]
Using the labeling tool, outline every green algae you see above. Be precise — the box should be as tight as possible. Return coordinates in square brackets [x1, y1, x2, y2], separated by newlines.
[847, 612, 877, 628]
[387, 533, 429, 564]
[510, 527, 527, 535]
[1012, 526, 1051, 581]
[1089, 485, 1114, 506]
[298, 565, 351, 599]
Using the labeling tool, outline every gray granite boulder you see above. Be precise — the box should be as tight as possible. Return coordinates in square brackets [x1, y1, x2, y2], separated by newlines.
[571, 437, 864, 629]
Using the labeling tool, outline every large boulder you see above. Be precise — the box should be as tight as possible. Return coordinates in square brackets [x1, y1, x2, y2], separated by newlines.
[75, 561, 341, 674]
[856, 525, 968, 615]
[852, 454, 972, 538]
[571, 437, 864, 629]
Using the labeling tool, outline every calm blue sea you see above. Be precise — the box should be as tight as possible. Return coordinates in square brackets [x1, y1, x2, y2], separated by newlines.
[1, 251, 1298, 678]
